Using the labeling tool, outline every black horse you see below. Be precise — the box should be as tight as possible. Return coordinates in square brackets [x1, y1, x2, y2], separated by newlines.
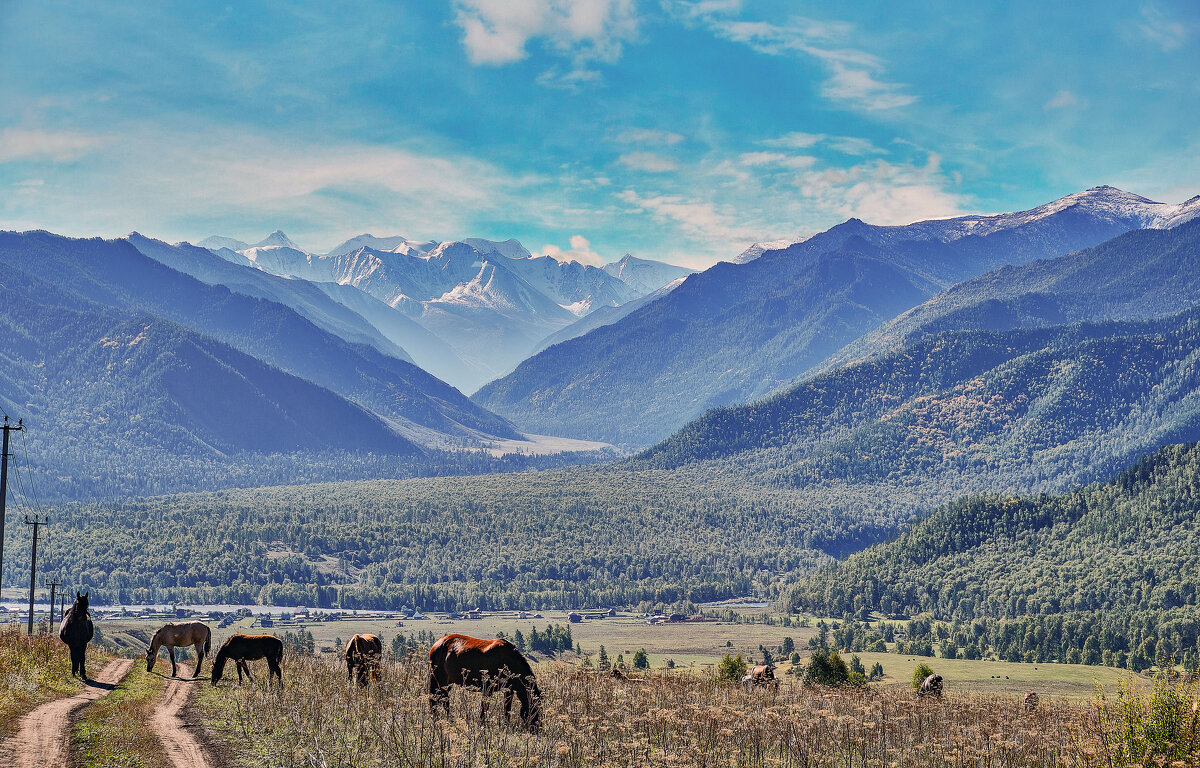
[58, 591, 94, 680]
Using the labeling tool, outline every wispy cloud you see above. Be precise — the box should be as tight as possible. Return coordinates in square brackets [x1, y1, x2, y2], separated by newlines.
[618, 152, 680, 172]
[615, 128, 685, 146]
[616, 188, 763, 256]
[1139, 2, 1190, 51]
[1043, 90, 1081, 111]
[453, 0, 639, 85]
[760, 132, 885, 156]
[0, 123, 550, 248]
[738, 151, 815, 169]
[0, 128, 106, 163]
[670, 6, 915, 112]
[539, 233, 605, 266]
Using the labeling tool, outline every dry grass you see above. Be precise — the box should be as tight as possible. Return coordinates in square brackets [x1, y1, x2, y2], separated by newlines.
[72, 663, 170, 768]
[193, 650, 1193, 768]
[0, 624, 100, 736]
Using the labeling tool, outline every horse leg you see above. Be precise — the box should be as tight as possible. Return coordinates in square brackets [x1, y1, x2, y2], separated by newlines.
[268, 656, 282, 684]
[428, 674, 450, 716]
[192, 642, 204, 677]
[241, 660, 254, 683]
[503, 688, 515, 723]
[168, 646, 177, 677]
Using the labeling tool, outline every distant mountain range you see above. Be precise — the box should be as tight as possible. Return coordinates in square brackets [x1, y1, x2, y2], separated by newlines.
[0, 230, 628, 498]
[194, 232, 691, 390]
[475, 187, 1200, 448]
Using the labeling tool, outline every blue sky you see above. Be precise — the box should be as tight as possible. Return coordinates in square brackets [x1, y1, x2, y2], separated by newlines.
[1, 0, 1196, 268]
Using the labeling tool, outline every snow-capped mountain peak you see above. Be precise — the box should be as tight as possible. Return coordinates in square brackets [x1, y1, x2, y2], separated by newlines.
[254, 230, 301, 250]
[736, 186, 1200, 264]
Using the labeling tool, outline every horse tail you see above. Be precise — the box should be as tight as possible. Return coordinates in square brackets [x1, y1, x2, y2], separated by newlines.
[203, 627, 211, 657]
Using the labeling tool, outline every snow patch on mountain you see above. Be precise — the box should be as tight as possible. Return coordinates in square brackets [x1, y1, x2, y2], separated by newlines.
[737, 186, 1200, 263]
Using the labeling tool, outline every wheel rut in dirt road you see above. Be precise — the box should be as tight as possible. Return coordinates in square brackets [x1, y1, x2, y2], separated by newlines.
[150, 665, 213, 768]
[0, 658, 135, 768]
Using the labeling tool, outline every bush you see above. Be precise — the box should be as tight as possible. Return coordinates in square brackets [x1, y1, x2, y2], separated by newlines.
[803, 649, 850, 687]
[868, 662, 884, 681]
[715, 653, 749, 682]
[1097, 666, 1200, 764]
[633, 649, 649, 669]
[912, 662, 935, 689]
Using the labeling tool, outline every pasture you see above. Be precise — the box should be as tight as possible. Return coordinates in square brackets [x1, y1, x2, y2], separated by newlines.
[191, 649, 1192, 768]
[91, 609, 1140, 700]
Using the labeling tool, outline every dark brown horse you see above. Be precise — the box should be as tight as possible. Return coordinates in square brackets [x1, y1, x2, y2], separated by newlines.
[428, 634, 541, 731]
[345, 633, 382, 687]
[741, 664, 779, 690]
[210, 634, 283, 685]
[58, 591, 94, 680]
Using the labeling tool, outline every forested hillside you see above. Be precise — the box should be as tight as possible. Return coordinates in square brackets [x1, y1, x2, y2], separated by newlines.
[784, 443, 1200, 668]
[476, 188, 1176, 448]
[14, 468, 922, 610]
[637, 308, 1200, 497]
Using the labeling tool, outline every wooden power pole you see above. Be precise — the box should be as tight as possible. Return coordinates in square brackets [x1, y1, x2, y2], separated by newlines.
[24, 514, 47, 635]
[0, 416, 25, 603]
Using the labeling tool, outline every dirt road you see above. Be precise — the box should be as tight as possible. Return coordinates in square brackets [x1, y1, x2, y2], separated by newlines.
[150, 666, 212, 768]
[0, 658, 135, 768]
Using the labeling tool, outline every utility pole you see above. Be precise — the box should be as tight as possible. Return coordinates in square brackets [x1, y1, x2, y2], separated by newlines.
[24, 514, 47, 635]
[47, 578, 61, 629]
[1, 416, 25, 604]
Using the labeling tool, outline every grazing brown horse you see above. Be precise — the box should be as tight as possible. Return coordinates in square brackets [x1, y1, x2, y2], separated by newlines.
[58, 591, 94, 680]
[146, 621, 211, 678]
[428, 634, 541, 731]
[210, 634, 283, 685]
[917, 673, 943, 698]
[741, 664, 779, 690]
[345, 634, 383, 687]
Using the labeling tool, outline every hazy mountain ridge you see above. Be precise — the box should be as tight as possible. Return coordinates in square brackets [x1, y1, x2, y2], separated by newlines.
[0, 231, 520, 447]
[820, 217, 1200, 373]
[636, 308, 1200, 499]
[474, 187, 1175, 448]
[737, 186, 1200, 265]
[196, 231, 686, 390]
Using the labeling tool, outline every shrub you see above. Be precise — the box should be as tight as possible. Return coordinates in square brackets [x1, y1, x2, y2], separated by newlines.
[714, 653, 749, 683]
[633, 649, 649, 669]
[803, 649, 850, 687]
[912, 662, 935, 689]
[1096, 666, 1200, 764]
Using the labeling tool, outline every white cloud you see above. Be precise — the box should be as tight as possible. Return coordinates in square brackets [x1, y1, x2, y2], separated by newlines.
[760, 133, 885, 156]
[1043, 90, 1080, 111]
[453, 0, 638, 69]
[1139, 3, 1189, 51]
[820, 62, 916, 111]
[789, 154, 966, 226]
[539, 233, 605, 265]
[676, 10, 914, 112]
[760, 132, 823, 149]
[615, 128, 686, 146]
[0, 128, 105, 163]
[618, 152, 679, 172]
[738, 151, 815, 169]
[0, 124, 550, 248]
[617, 188, 762, 247]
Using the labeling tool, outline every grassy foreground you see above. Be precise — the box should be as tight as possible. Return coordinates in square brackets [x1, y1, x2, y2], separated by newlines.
[195, 651, 1200, 768]
[72, 663, 169, 768]
[0, 625, 106, 737]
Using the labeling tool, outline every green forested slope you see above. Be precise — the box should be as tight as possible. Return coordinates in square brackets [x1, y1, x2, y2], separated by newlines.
[786, 442, 1200, 620]
[637, 309, 1200, 498]
[15, 467, 935, 610]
